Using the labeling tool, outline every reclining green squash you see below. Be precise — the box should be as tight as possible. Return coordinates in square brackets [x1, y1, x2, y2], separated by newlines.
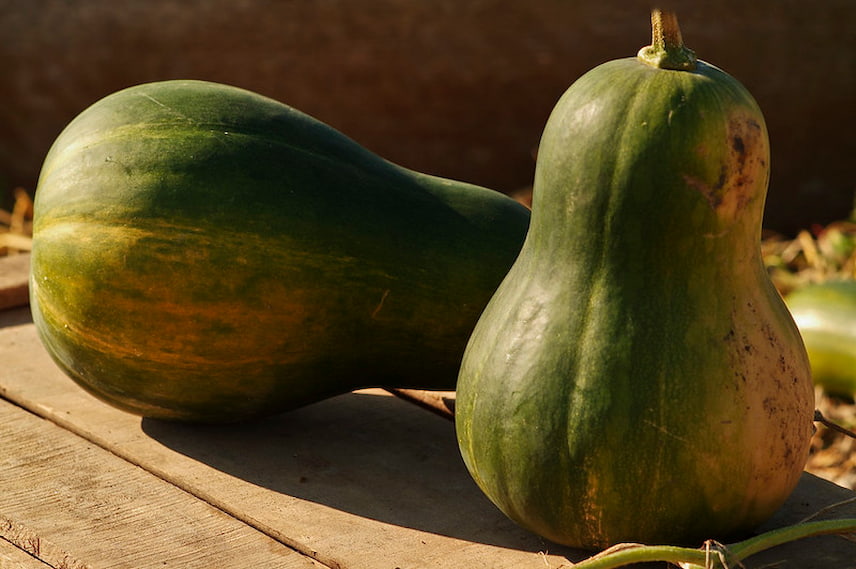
[30, 79, 529, 422]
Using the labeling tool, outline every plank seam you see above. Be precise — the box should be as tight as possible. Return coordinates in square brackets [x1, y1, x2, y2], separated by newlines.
[0, 517, 91, 569]
[0, 393, 333, 569]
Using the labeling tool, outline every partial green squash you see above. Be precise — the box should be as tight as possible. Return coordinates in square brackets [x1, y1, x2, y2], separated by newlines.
[30, 79, 529, 422]
[455, 11, 815, 549]
[786, 280, 856, 398]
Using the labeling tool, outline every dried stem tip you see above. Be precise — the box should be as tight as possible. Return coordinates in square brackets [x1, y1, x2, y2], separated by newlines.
[637, 9, 697, 71]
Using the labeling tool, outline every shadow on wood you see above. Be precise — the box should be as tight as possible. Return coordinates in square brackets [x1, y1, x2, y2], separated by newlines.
[140, 391, 584, 559]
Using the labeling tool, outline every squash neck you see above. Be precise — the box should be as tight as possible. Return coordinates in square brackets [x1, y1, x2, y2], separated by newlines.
[637, 9, 697, 71]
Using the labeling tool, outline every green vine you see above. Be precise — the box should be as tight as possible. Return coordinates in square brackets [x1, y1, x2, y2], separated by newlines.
[571, 518, 856, 568]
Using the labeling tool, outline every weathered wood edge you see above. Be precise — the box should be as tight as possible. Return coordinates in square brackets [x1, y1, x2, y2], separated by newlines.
[1, 516, 90, 569]
[0, 535, 54, 569]
[0, 396, 325, 569]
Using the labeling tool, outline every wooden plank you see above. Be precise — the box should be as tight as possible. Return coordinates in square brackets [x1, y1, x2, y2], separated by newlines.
[0, 254, 29, 311]
[2, 514, 91, 569]
[0, 538, 51, 569]
[0, 397, 322, 569]
[0, 308, 586, 568]
[751, 475, 856, 569]
[2, 307, 856, 568]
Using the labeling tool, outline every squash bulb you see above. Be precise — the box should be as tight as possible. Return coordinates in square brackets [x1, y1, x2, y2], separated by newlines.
[30, 79, 530, 423]
[455, 12, 814, 550]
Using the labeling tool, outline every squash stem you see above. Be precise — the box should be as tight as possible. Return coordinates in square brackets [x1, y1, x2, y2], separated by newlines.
[637, 9, 697, 71]
[570, 518, 856, 569]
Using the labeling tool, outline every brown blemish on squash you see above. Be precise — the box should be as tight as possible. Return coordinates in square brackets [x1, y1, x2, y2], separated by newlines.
[685, 113, 768, 223]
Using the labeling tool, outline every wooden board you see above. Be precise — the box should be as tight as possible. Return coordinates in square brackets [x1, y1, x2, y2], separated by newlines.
[0, 538, 52, 569]
[2, 255, 856, 568]
[0, 308, 583, 569]
[0, 393, 321, 568]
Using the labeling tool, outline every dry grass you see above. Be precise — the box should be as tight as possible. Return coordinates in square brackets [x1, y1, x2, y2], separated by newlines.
[763, 221, 856, 295]
[0, 188, 33, 256]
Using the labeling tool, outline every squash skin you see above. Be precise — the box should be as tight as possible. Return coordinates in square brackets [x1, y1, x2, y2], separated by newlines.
[786, 280, 856, 397]
[455, 57, 815, 549]
[30, 79, 530, 423]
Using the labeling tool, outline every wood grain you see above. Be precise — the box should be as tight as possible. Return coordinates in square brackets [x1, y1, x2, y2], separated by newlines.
[0, 396, 322, 569]
[0, 309, 586, 569]
[0, 537, 52, 569]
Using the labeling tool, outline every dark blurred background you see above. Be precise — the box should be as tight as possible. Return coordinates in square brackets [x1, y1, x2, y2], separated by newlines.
[1, 0, 854, 234]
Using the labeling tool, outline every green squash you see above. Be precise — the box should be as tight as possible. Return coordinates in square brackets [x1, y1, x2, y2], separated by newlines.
[786, 280, 856, 398]
[30, 79, 529, 423]
[455, 11, 815, 549]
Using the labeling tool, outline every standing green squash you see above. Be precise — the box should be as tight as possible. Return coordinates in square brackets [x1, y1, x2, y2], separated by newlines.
[455, 11, 815, 549]
[31, 79, 529, 423]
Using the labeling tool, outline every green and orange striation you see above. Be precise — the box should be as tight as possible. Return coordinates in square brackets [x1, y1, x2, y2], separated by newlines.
[31, 80, 529, 422]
